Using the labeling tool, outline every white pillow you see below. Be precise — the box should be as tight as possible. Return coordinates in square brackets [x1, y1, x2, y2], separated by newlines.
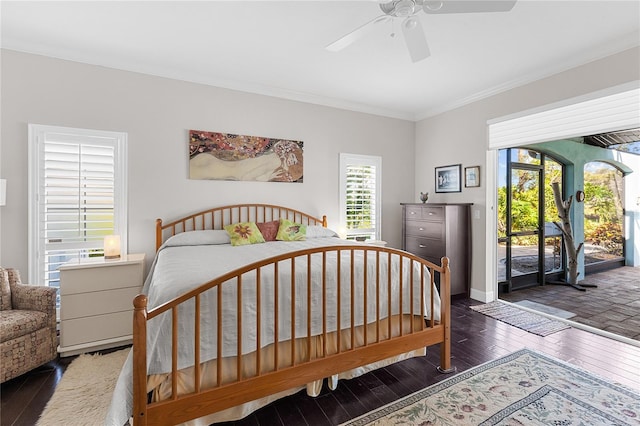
[305, 225, 339, 239]
[164, 230, 231, 247]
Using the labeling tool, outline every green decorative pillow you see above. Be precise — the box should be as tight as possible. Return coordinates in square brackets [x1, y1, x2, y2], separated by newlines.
[276, 219, 307, 241]
[224, 222, 265, 246]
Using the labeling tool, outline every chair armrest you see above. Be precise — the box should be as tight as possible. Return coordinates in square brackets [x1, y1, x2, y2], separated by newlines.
[11, 283, 57, 320]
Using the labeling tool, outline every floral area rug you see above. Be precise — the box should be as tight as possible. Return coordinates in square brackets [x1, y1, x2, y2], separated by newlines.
[469, 301, 571, 336]
[341, 348, 640, 425]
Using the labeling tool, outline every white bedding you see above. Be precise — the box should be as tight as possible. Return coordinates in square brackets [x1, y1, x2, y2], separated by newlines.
[106, 233, 441, 426]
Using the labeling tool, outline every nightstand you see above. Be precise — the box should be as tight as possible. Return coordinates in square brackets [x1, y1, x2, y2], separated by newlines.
[58, 253, 145, 357]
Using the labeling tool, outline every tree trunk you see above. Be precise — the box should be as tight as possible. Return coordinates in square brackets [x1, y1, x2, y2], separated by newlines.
[551, 182, 583, 285]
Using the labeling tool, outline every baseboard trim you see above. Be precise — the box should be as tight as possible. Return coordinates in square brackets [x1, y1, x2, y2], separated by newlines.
[470, 287, 494, 303]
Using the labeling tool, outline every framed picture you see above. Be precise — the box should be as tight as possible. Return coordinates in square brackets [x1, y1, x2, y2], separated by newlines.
[435, 164, 461, 193]
[465, 166, 480, 188]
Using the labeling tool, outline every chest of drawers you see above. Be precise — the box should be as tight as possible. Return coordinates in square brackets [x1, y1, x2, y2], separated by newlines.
[401, 203, 471, 296]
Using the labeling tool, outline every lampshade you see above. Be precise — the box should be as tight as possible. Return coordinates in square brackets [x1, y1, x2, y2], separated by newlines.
[0, 179, 6, 206]
[104, 235, 121, 259]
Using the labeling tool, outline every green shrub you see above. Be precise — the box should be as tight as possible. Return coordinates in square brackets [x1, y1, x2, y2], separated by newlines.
[586, 222, 623, 256]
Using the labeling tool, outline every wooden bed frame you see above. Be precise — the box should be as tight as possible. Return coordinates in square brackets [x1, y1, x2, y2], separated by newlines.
[132, 204, 452, 426]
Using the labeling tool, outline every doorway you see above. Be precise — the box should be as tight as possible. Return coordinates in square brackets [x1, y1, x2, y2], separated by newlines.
[497, 148, 564, 293]
[583, 161, 625, 272]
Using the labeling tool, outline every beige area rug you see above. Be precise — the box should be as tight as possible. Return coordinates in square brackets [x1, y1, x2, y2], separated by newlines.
[342, 348, 640, 425]
[37, 348, 130, 426]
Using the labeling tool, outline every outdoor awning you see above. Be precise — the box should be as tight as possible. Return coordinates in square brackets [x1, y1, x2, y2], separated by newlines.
[583, 128, 640, 155]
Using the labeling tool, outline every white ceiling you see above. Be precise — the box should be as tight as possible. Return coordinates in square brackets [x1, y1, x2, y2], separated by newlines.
[2, 1, 639, 121]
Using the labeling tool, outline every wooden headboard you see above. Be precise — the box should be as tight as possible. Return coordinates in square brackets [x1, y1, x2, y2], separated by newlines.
[156, 204, 328, 251]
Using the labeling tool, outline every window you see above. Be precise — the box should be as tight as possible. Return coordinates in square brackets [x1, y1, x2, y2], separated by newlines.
[28, 125, 127, 298]
[339, 153, 381, 241]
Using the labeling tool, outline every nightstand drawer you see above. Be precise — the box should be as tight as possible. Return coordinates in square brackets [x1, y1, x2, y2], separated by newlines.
[60, 262, 143, 295]
[405, 237, 445, 259]
[61, 286, 140, 320]
[405, 221, 444, 239]
[60, 311, 132, 347]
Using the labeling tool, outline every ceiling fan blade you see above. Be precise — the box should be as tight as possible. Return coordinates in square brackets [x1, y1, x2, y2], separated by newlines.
[422, 0, 517, 14]
[326, 15, 391, 51]
[401, 17, 430, 62]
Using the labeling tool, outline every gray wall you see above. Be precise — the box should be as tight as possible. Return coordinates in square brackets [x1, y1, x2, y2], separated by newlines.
[415, 46, 640, 300]
[2, 47, 638, 294]
[0, 49, 416, 278]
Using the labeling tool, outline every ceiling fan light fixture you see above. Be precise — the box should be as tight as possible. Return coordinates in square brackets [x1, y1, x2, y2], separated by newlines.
[381, 0, 419, 17]
[424, 1, 444, 11]
[331, 0, 517, 60]
[403, 17, 418, 30]
[396, 0, 416, 16]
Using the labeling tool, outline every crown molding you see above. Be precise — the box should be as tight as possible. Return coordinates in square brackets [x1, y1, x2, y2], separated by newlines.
[3, 29, 638, 124]
[0, 41, 415, 122]
[414, 31, 640, 122]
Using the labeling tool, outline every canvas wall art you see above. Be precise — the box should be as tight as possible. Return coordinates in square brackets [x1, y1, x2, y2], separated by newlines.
[189, 130, 304, 182]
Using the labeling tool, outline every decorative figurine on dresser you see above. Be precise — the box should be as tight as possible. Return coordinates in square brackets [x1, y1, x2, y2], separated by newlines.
[401, 203, 471, 296]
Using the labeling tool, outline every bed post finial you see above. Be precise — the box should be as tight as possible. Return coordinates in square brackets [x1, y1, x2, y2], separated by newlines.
[322, 215, 327, 228]
[133, 294, 148, 310]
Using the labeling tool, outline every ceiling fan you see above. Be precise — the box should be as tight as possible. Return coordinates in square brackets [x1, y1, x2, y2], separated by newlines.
[326, 0, 517, 63]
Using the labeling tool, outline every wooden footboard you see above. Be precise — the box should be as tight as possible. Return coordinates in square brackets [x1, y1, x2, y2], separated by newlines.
[132, 246, 451, 426]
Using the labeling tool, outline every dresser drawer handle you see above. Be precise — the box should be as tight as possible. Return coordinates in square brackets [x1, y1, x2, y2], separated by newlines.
[419, 227, 424, 231]
[419, 244, 426, 248]
[410, 211, 416, 215]
[428, 212, 434, 215]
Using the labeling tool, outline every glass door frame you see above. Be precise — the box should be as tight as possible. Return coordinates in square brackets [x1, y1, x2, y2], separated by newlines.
[499, 148, 565, 293]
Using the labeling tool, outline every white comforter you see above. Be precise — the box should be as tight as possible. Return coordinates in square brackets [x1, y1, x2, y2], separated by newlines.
[106, 234, 440, 426]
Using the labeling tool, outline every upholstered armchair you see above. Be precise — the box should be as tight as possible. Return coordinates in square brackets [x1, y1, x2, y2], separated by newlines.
[0, 267, 58, 383]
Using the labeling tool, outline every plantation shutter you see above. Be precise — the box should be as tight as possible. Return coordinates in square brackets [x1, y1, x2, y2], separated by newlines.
[29, 125, 127, 290]
[340, 154, 382, 241]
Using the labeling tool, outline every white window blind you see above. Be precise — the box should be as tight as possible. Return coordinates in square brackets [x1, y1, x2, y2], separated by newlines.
[28, 125, 127, 291]
[340, 154, 382, 241]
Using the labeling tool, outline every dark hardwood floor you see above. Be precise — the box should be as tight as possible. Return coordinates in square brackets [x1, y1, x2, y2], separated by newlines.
[2, 298, 639, 426]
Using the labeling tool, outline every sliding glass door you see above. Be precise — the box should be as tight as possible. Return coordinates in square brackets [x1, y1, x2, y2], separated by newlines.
[498, 149, 563, 292]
